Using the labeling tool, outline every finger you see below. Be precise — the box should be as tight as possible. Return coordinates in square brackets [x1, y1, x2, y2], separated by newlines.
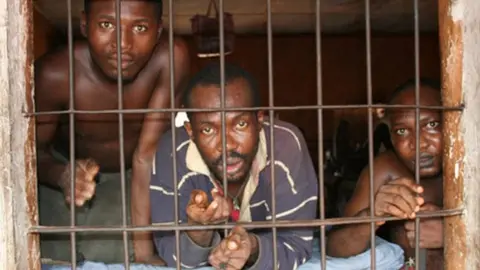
[231, 226, 248, 237]
[404, 221, 415, 231]
[419, 203, 440, 211]
[76, 181, 95, 199]
[377, 200, 409, 219]
[77, 159, 99, 182]
[189, 190, 208, 208]
[406, 231, 415, 240]
[226, 234, 241, 252]
[390, 177, 424, 194]
[379, 186, 422, 215]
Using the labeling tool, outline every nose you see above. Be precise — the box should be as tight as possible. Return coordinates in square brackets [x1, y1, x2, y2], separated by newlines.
[113, 27, 132, 51]
[409, 134, 429, 151]
[216, 132, 238, 153]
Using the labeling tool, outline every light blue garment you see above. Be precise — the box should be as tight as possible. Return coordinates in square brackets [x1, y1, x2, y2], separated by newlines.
[42, 236, 404, 270]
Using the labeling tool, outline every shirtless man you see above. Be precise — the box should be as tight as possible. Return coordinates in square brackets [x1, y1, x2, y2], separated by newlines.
[326, 79, 444, 268]
[35, 0, 189, 264]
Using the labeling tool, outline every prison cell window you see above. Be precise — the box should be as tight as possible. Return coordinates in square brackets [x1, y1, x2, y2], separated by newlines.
[0, 0, 476, 270]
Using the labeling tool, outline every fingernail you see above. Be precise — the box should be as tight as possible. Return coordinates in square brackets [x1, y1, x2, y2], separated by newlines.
[212, 188, 218, 193]
[211, 201, 218, 209]
[415, 206, 420, 212]
[228, 241, 238, 250]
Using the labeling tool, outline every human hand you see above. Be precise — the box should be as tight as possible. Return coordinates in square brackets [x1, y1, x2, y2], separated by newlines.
[186, 189, 231, 225]
[60, 159, 99, 207]
[404, 203, 443, 249]
[374, 177, 424, 225]
[209, 226, 254, 270]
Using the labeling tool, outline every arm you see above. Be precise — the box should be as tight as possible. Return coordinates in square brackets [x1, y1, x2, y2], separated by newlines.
[326, 153, 394, 258]
[35, 56, 69, 189]
[249, 126, 318, 270]
[130, 39, 190, 262]
[149, 134, 220, 268]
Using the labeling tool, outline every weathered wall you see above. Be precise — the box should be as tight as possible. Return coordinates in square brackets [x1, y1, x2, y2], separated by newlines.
[1, 0, 38, 269]
[440, 0, 480, 269]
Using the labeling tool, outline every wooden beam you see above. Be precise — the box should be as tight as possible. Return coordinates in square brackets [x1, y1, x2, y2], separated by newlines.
[439, 0, 480, 269]
[0, 0, 38, 269]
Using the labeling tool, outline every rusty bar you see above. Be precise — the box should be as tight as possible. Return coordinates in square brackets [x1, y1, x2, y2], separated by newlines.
[438, 0, 467, 269]
[314, 0, 326, 268]
[266, 0, 278, 268]
[166, 0, 181, 269]
[24, 104, 463, 116]
[66, 0, 77, 266]
[113, 0, 130, 268]
[30, 207, 463, 233]
[413, 0, 421, 268]
[0, 0, 39, 268]
[364, 0, 376, 268]
[218, 0, 229, 239]
[23, 0, 40, 268]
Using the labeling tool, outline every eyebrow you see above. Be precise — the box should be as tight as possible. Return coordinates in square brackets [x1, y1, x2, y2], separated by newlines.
[95, 14, 151, 23]
[197, 111, 252, 126]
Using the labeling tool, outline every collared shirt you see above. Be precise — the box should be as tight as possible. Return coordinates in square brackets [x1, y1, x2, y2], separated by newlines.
[150, 119, 319, 269]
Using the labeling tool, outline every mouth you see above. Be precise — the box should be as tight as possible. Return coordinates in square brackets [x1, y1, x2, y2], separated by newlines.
[108, 58, 133, 70]
[217, 158, 244, 175]
[412, 155, 435, 169]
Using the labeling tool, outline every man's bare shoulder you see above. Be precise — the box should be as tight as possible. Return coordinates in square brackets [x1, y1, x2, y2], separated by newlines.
[35, 41, 89, 88]
[150, 35, 189, 68]
[367, 151, 408, 183]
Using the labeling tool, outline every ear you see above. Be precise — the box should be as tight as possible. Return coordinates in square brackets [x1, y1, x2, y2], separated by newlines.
[80, 11, 88, 38]
[375, 106, 386, 120]
[184, 122, 193, 139]
[157, 24, 163, 40]
[256, 111, 265, 130]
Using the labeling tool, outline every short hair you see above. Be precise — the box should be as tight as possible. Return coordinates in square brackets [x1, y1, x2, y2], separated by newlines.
[183, 63, 261, 119]
[84, 0, 163, 18]
[388, 77, 441, 104]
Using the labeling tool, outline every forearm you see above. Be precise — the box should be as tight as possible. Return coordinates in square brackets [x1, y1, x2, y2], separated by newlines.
[131, 159, 156, 259]
[326, 208, 379, 258]
[186, 230, 216, 247]
[37, 149, 68, 189]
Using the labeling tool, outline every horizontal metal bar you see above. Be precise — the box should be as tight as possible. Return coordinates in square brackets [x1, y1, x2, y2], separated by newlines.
[30, 208, 462, 234]
[24, 104, 464, 117]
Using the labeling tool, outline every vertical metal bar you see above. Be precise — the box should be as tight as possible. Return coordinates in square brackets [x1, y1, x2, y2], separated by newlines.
[114, 0, 129, 268]
[66, 0, 77, 267]
[266, 0, 278, 269]
[218, 0, 228, 238]
[364, 0, 376, 269]
[315, 0, 326, 269]
[167, 1, 181, 269]
[413, 0, 421, 269]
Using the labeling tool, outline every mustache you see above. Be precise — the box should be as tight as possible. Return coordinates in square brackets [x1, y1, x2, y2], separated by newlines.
[213, 151, 248, 166]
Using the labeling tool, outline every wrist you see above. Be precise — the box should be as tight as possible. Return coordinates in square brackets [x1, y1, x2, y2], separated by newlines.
[186, 230, 214, 247]
[247, 233, 259, 265]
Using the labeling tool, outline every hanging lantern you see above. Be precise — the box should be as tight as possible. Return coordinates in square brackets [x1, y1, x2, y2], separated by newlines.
[190, 0, 235, 58]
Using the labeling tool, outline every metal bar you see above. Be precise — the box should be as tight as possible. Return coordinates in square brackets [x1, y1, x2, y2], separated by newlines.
[413, 0, 421, 269]
[314, 0, 326, 269]
[24, 104, 463, 117]
[218, 0, 229, 239]
[66, 0, 77, 267]
[266, 0, 278, 268]
[114, 0, 130, 268]
[31, 207, 463, 233]
[167, 0, 181, 269]
[364, 0, 376, 268]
